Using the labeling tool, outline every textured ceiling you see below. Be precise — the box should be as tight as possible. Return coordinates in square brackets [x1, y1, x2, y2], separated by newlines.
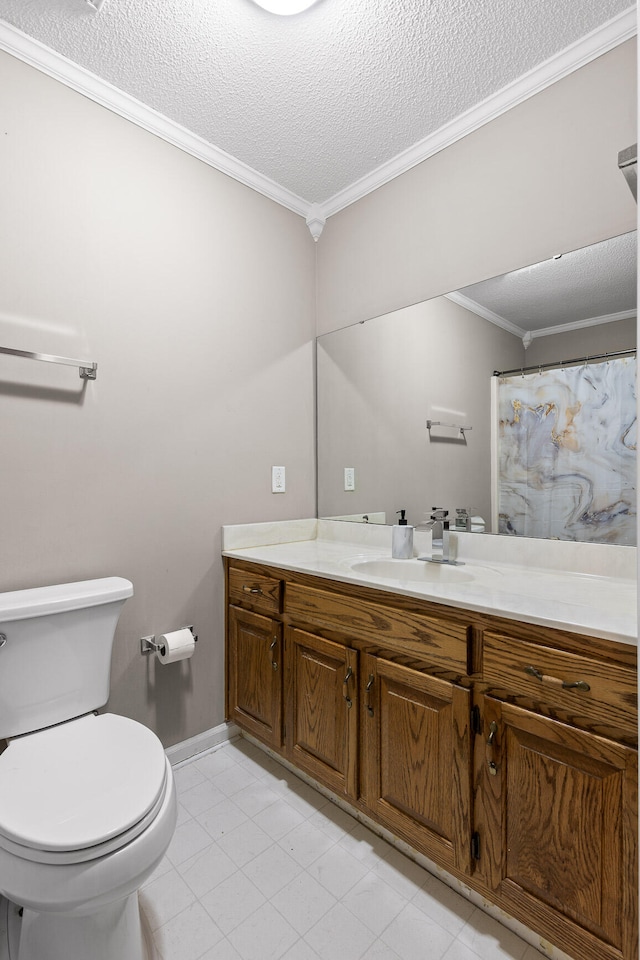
[458, 232, 637, 335]
[0, 0, 632, 204]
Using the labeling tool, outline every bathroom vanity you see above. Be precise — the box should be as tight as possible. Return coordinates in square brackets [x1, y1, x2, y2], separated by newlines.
[223, 521, 637, 960]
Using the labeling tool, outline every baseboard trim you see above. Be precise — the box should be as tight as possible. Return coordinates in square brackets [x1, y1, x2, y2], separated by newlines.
[165, 721, 240, 766]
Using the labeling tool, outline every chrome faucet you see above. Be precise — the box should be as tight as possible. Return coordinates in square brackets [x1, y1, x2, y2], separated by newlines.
[418, 508, 464, 565]
[455, 508, 472, 531]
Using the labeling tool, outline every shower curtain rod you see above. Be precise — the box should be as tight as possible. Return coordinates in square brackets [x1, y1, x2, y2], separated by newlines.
[493, 347, 636, 379]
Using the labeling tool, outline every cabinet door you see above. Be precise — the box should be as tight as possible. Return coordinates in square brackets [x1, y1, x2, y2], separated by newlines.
[286, 627, 358, 799]
[481, 696, 638, 960]
[227, 605, 282, 749]
[361, 655, 472, 875]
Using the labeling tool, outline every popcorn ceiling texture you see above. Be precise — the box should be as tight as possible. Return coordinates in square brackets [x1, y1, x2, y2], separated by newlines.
[0, 0, 631, 203]
[459, 232, 637, 332]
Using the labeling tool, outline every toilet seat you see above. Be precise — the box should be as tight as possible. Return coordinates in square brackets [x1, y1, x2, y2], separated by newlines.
[0, 713, 168, 864]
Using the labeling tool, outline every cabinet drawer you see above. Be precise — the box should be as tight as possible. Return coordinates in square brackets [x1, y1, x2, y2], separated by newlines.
[285, 582, 469, 674]
[228, 566, 282, 615]
[483, 631, 637, 740]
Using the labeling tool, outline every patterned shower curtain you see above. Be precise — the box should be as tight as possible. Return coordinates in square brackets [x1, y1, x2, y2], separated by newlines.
[496, 356, 637, 544]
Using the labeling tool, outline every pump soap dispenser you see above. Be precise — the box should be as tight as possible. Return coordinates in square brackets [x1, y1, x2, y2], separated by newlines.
[392, 509, 414, 559]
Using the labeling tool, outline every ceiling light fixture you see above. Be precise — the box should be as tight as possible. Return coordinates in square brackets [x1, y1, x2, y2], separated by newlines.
[251, 0, 320, 15]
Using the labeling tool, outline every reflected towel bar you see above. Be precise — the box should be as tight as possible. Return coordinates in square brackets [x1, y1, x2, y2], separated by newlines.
[0, 345, 97, 380]
[426, 419, 472, 436]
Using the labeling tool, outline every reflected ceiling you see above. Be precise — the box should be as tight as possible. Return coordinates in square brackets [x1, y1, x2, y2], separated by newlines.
[454, 232, 637, 338]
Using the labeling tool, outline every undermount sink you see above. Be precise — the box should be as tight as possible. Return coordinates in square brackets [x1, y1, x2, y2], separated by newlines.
[347, 557, 476, 583]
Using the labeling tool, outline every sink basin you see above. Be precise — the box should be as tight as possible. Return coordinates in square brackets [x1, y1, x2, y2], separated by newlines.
[347, 558, 476, 584]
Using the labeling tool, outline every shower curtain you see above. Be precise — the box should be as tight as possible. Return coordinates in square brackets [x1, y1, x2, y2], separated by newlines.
[495, 356, 637, 544]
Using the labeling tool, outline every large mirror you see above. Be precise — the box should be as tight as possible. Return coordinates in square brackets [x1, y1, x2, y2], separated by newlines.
[317, 231, 637, 545]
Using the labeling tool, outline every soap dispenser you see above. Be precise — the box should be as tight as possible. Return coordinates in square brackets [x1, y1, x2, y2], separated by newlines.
[392, 509, 414, 559]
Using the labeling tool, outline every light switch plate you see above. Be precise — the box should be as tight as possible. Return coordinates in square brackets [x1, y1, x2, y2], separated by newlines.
[344, 467, 355, 491]
[272, 466, 286, 493]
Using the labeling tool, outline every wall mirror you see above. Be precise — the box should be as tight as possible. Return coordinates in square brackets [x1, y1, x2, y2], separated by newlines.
[317, 231, 637, 545]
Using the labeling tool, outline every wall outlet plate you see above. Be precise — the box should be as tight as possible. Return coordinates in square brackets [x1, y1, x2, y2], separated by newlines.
[272, 465, 286, 493]
[344, 467, 355, 491]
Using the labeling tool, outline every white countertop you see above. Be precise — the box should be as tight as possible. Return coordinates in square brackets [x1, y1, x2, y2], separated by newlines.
[222, 519, 638, 647]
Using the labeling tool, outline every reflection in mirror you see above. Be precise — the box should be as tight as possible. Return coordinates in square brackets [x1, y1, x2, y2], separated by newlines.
[317, 232, 637, 544]
[495, 356, 636, 544]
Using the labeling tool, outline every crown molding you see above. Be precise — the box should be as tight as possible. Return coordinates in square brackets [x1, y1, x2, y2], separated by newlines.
[305, 202, 326, 241]
[0, 8, 635, 232]
[445, 292, 526, 340]
[526, 308, 638, 342]
[0, 20, 311, 220]
[321, 6, 637, 218]
[447, 291, 637, 347]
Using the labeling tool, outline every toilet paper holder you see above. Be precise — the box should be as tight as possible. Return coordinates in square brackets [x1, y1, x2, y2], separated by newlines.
[140, 626, 198, 656]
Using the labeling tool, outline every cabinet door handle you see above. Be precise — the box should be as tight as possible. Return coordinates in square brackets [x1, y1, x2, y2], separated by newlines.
[365, 674, 375, 717]
[243, 585, 263, 596]
[486, 720, 498, 746]
[343, 666, 353, 708]
[269, 637, 278, 671]
[524, 665, 590, 692]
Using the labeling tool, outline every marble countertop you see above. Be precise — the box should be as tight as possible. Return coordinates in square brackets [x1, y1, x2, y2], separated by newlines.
[222, 520, 637, 647]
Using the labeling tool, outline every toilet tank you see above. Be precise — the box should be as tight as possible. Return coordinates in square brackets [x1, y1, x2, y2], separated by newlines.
[0, 578, 133, 739]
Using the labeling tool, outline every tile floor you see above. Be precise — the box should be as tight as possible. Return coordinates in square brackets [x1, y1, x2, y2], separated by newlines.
[141, 737, 551, 960]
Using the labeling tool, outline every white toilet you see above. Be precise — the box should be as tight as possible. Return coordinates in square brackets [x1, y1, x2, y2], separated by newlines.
[0, 578, 177, 960]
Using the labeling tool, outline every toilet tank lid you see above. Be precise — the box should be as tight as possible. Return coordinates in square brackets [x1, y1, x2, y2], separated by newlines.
[0, 578, 133, 622]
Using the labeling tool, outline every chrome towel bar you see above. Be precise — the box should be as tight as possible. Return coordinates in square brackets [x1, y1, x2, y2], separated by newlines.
[0, 345, 97, 380]
[426, 419, 472, 436]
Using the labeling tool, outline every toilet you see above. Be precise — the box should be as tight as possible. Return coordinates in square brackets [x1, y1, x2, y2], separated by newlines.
[0, 578, 177, 960]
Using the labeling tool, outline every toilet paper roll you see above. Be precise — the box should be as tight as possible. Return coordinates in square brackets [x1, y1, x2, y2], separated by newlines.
[156, 628, 195, 664]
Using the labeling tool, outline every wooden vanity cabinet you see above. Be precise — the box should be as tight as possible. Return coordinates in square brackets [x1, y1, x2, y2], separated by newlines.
[477, 626, 638, 960]
[226, 565, 284, 749]
[281, 574, 474, 858]
[482, 629, 638, 743]
[478, 695, 637, 960]
[285, 626, 359, 799]
[360, 653, 473, 875]
[227, 605, 283, 749]
[226, 559, 475, 869]
[225, 557, 638, 960]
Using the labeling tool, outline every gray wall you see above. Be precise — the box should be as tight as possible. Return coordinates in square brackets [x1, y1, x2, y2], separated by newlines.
[316, 40, 637, 336]
[0, 51, 316, 746]
[0, 34, 636, 750]
[525, 316, 637, 367]
[315, 39, 636, 542]
[317, 297, 523, 528]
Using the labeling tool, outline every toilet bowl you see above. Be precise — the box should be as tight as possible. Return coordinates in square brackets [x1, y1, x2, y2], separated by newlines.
[0, 713, 177, 960]
[0, 579, 178, 960]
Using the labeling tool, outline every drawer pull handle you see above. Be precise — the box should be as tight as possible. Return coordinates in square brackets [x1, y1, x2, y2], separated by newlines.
[343, 666, 353, 709]
[365, 674, 375, 717]
[525, 665, 590, 692]
[243, 585, 263, 596]
[269, 637, 278, 671]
